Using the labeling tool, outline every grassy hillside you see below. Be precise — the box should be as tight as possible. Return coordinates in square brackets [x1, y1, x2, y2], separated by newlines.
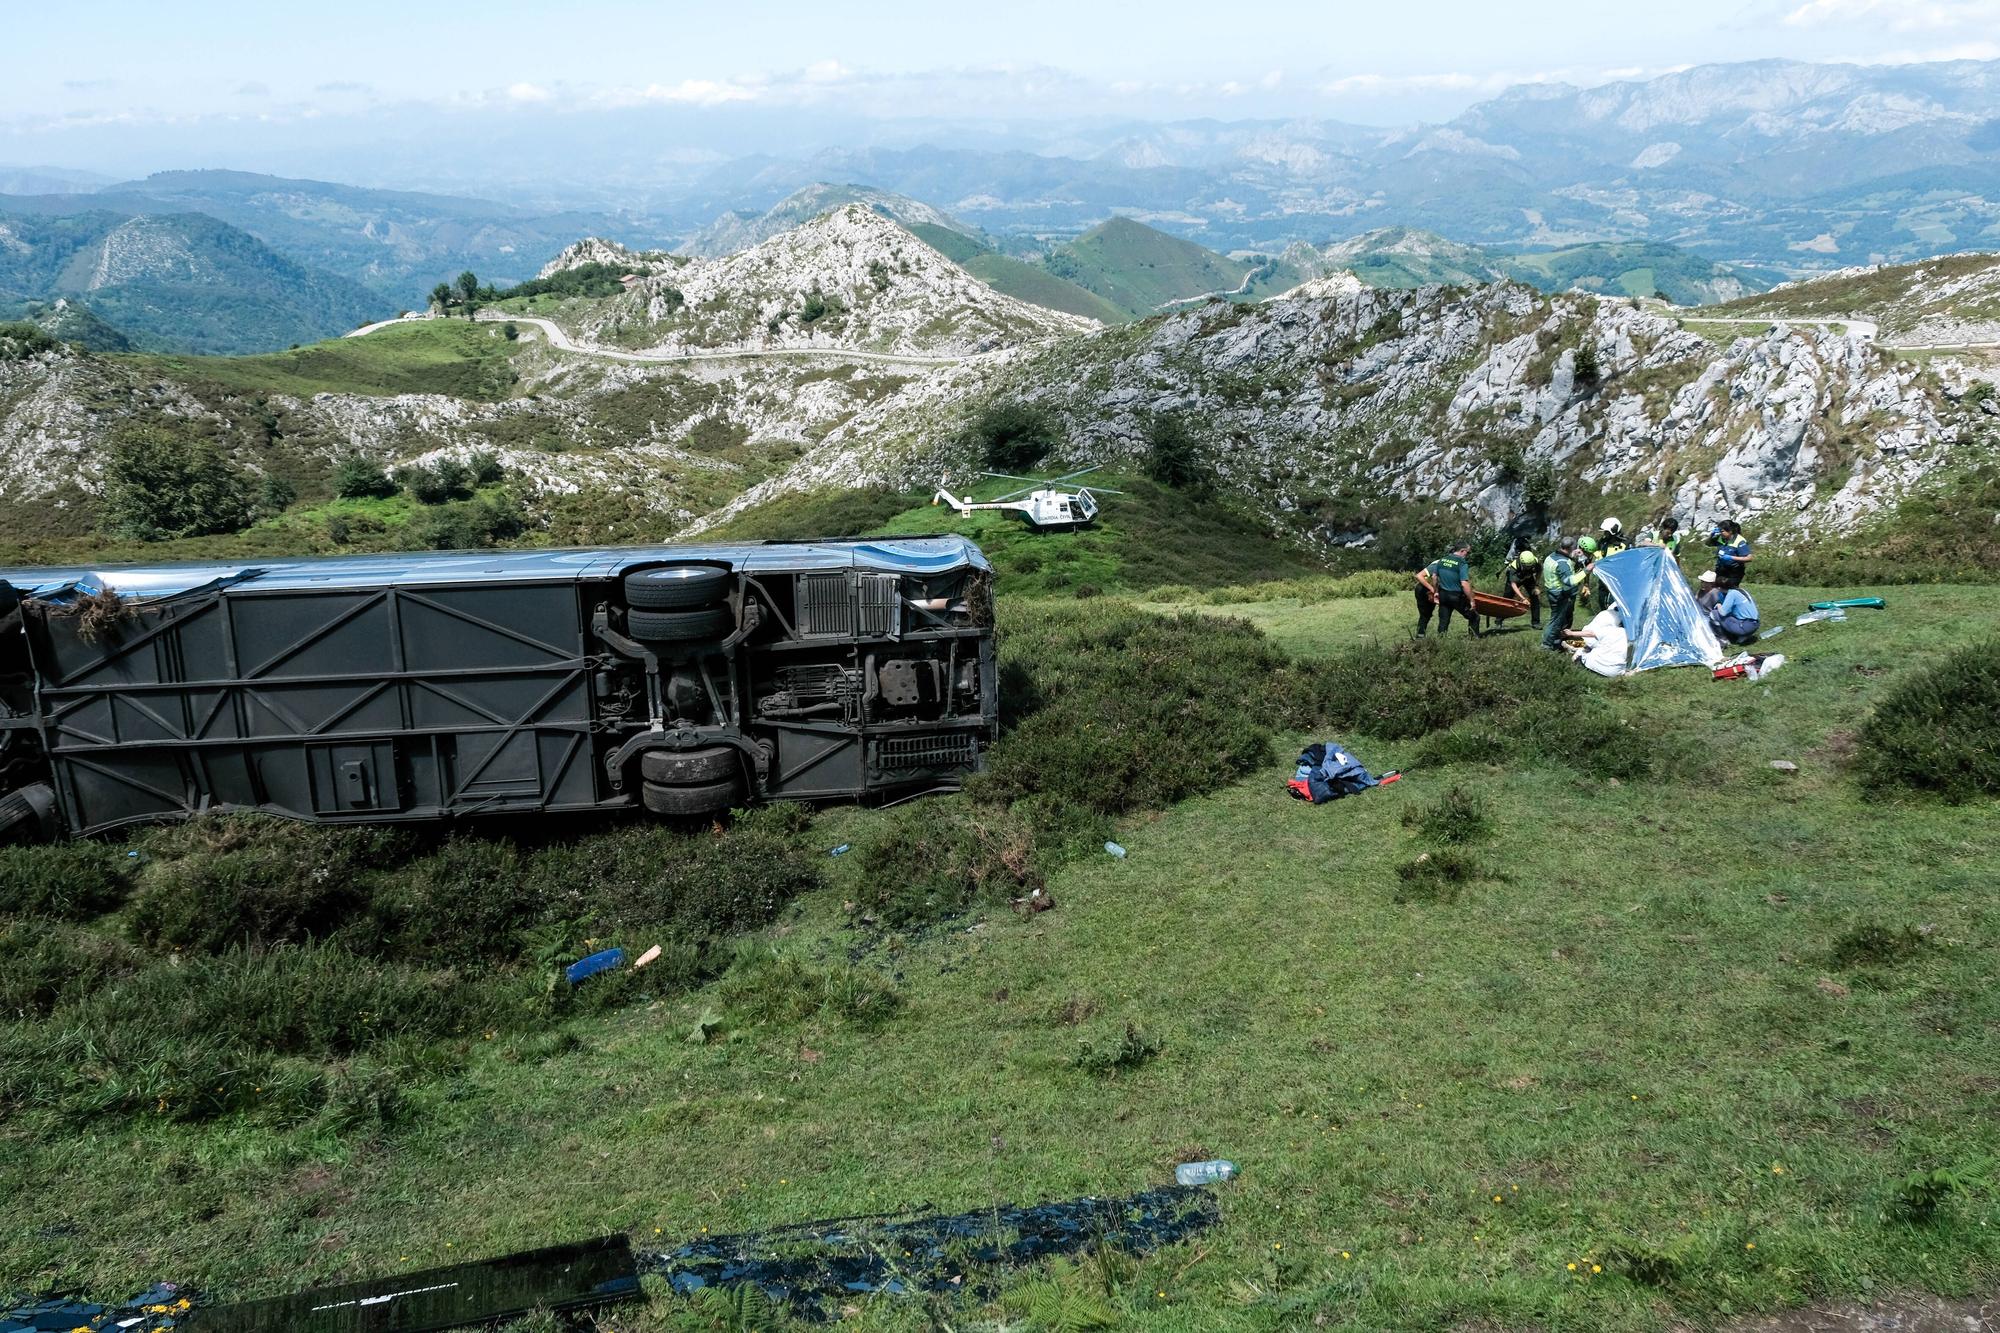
[1500, 241, 1783, 306]
[2, 577, 1994, 1330]
[127, 318, 524, 400]
[0, 208, 389, 355]
[905, 221, 1127, 323]
[1046, 218, 1255, 317]
[1704, 251, 2000, 341]
[707, 474, 1332, 595]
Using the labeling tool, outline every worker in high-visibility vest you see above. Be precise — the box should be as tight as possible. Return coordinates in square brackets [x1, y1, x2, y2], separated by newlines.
[1540, 538, 1588, 652]
[1500, 548, 1542, 628]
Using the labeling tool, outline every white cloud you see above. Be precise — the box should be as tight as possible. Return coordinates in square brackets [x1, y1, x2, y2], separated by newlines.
[1785, 0, 2000, 28]
[506, 81, 553, 103]
[802, 59, 850, 83]
[625, 78, 762, 106]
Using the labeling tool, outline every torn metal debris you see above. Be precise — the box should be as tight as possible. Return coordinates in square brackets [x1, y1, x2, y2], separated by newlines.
[1, 1283, 190, 1332]
[193, 1235, 638, 1332]
[645, 1184, 1220, 1320]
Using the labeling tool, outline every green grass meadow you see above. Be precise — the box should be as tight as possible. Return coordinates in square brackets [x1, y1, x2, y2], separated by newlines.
[2, 577, 1995, 1330]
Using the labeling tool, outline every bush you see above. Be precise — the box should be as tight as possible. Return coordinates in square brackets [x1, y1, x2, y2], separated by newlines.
[0, 919, 141, 1018]
[258, 474, 297, 514]
[396, 458, 473, 504]
[467, 449, 506, 484]
[126, 817, 411, 953]
[850, 798, 1047, 926]
[1856, 641, 2000, 800]
[1829, 920, 1927, 969]
[334, 456, 397, 500]
[416, 493, 528, 549]
[101, 426, 254, 540]
[0, 842, 131, 920]
[1072, 1021, 1160, 1076]
[714, 948, 901, 1028]
[0, 321, 60, 360]
[982, 600, 1288, 815]
[1393, 849, 1485, 904]
[1402, 784, 1493, 846]
[962, 401, 1059, 474]
[1145, 413, 1206, 491]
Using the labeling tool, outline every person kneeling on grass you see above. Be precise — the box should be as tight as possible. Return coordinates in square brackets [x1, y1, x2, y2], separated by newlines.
[1560, 606, 1630, 678]
[1698, 570, 1760, 644]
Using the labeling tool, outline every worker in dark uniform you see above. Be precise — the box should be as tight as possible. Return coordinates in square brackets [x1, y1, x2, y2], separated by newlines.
[1708, 519, 1753, 590]
[1413, 541, 1481, 638]
[1500, 547, 1542, 628]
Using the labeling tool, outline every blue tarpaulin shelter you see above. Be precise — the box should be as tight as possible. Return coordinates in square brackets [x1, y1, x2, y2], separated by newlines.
[1591, 547, 1724, 673]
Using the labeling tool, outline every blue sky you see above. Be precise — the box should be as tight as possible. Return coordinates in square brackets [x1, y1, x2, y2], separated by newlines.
[5, 0, 1999, 171]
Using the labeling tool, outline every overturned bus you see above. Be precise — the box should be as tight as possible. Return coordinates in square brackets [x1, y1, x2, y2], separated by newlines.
[0, 537, 997, 842]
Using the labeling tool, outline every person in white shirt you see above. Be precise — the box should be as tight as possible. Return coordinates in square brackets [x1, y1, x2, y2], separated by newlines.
[1560, 606, 1630, 677]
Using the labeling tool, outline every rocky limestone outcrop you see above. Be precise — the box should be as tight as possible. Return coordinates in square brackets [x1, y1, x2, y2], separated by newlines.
[715, 281, 1979, 551]
[557, 206, 1093, 358]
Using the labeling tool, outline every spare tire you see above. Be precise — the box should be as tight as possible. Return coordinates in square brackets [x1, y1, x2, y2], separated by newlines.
[641, 745, 741, 786]
[627, 606, 734, 643]
[641, 776, 742, 817]
[625, 565, 730, 610]
[0, 782, 58, 846]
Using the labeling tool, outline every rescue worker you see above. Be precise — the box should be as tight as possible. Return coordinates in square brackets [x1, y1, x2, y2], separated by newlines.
[1587, 517, 1627, 609]
[1595, 516, 1628, 559]
[1658, 515, 1683, 558]
[1575, 535, 1600, 609]
[1699, 571, 1760, 644]
[1540, 538, 1588, 651]
[1708, 519, 1753, 590]
[1414, 540, 1481, 637]
[1500, 547, 1542, 628]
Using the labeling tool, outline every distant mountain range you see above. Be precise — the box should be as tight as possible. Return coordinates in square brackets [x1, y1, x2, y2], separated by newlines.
[639, 58, 2000, 272]
[6, 56, 2000, 354]
[0, 209, 386, 355]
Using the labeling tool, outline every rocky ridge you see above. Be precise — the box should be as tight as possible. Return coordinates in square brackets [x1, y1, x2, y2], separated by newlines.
[701, 281, 1994, 549]
[552, 206, 1093, 357]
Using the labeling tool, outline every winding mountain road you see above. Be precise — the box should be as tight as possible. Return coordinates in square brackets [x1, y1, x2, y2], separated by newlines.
[345, 311, 968, 368]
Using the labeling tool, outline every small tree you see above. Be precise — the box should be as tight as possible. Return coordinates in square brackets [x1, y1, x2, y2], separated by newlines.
[456, 271, 480, 304]
[1144, 412, 1206, 492]
[466, 450, 505, 485]
[429, 282, 453, 313]
[102, 427, 254, 540]
[1573, 342, 1602, 391]
[501, 321, 519, 341]
[334, 456, 397, 499]
[257, 474, 297, 515]
[963, 401, 1058, 474]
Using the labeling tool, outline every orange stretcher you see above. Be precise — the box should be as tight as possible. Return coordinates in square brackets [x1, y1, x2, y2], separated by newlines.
[1469, 590, 1532, 621]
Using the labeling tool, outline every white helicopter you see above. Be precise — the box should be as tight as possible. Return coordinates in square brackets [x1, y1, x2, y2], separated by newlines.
[932, 468, 1123, 532]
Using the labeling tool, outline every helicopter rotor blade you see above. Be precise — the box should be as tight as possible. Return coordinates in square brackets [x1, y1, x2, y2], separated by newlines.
[978, 471, 1043, 486]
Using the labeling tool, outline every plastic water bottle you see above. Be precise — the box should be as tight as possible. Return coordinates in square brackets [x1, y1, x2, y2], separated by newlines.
[1104, 841, 1127, 859]
[1175, 1159, 1237, 1186]
[828, 844, 850, 857]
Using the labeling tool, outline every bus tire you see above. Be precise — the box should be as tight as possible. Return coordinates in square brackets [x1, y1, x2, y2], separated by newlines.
[641, 745, 740, 786]
[641, 777, 741, 817]
[627, 607, 733, 643]
[624, 565, 730, 610]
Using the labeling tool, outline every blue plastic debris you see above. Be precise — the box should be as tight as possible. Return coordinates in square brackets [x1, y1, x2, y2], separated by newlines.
[645, 1184, 1218, 1321]
[828, 844, 851, 857]
[1104, 841, 1127, 858]
[565, 948, 625, 986]
[0, 1282, 190, 1331]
